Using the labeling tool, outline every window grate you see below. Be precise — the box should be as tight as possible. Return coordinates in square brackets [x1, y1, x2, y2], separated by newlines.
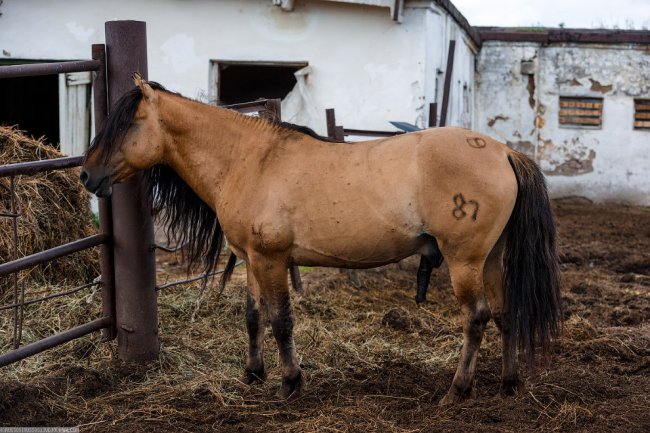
[634, 99, 650, 130]
[559, 96, 603, 127]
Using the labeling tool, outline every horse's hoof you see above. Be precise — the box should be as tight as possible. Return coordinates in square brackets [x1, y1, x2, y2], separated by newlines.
[500, 376, 522, 397]
[276, 370, 303, 400]
[439, 390, 465, 406]
[242, 368, 266, 385]
[439, 383, 476, 405]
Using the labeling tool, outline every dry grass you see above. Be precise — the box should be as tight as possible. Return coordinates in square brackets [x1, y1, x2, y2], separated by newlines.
[0, 126, 99, 350]
[0, 200, 649, 432]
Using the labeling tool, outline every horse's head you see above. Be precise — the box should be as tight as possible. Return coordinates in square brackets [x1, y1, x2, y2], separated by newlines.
[80, 74, 166, 197]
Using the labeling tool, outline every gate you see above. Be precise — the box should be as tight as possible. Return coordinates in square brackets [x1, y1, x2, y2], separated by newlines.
[0, 21, 158, 366]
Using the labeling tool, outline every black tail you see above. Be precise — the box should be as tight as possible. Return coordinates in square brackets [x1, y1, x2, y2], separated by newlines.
[504, 151, 562, 366]
[219, 252, 238, 293]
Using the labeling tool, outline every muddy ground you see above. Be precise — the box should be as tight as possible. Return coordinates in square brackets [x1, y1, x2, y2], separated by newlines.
[1, 198, 649, 432]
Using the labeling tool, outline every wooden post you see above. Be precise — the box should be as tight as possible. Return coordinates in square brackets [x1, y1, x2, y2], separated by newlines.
[105, 20, 159, 362]
[428, 102, 438, 128]
[439, 40, 456, 127]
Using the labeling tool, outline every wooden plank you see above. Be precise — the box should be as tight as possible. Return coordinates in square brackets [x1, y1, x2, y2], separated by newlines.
[634, 100, 650, 110]
[635, 112, 650, 120]
[439, 40, 456, 127]
[560, 100, 603, 109]
[634, 120, 650, 128]
[560, 116, 601, 126]
[559, 109, 601, 117]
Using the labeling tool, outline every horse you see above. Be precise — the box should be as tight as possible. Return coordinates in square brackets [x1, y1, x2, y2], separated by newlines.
[81, 75, 562, 404]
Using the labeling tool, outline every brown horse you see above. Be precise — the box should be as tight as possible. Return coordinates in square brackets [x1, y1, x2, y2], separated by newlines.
[81, 76, 562, 404]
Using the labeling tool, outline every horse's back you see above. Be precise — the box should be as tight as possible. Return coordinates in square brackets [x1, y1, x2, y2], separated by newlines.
[271, 127, 517, 267]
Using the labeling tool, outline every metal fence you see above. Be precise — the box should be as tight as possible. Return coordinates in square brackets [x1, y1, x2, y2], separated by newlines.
[0, 21, 157, 366]
[0, 45, 113, 367]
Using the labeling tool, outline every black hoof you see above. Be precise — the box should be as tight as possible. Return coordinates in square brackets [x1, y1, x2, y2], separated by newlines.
[439, 379, 476, 405]
[501, 376, 522, 397]
[242, 367, 266, 385]
[277, 370, 303, 399]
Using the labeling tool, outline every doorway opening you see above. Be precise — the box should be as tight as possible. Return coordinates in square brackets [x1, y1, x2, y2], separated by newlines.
[211, 61, 308, 105]
[0, 72, 59, 146]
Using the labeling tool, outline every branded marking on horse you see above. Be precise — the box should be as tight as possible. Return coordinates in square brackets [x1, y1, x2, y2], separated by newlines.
[467, 137, 487, 149]
[452, 193, 479, 221]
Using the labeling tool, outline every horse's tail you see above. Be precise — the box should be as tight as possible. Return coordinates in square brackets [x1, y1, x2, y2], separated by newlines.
[504, 150, 562, 366]
[219, 252, 238, 293]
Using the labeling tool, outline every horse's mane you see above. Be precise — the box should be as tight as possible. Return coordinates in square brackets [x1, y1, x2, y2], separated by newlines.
[87, 80, 333, 284]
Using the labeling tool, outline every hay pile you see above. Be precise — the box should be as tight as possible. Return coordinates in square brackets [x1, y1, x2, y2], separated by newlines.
[0, 198, 649, 431]
[0, 126, 98, 296]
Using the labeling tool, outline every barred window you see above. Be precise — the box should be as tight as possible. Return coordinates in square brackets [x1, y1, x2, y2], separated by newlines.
[559, 96, 603, 128]
[634, 99, 650, 130]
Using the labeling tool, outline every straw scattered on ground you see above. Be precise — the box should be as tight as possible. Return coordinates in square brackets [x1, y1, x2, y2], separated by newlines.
[0, 199, 649, 432]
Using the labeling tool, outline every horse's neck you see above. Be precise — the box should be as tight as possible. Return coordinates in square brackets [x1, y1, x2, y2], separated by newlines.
[159, 94, 275, 207]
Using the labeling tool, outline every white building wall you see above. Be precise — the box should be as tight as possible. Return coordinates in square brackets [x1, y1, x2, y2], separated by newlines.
[420, 2, 477, 128]
[0, 0, 478, 135]
[0, 0, 454, 135]
[476, 41, 650, 205]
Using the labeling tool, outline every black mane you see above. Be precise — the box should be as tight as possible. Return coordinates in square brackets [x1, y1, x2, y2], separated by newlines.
[277, 121, 340, 142]
[86, 80, 333, 285]
[86, 81, 170, 163]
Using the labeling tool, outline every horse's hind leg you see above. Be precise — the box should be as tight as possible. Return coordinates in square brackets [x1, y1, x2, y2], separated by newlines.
[249, 254, 303, 399]
[440, 257, 491, 405]
[483, 234, 520, 396]
[243, 265, 267, 384]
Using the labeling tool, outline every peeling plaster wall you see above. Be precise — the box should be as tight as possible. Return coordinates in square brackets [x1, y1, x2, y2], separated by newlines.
[476, 41, 650, 205]
[420, 2, 477, 128]
[0, 0, 476, 136]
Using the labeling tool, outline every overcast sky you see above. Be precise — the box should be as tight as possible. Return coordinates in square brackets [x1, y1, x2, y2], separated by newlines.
[451, 0, 650, 29]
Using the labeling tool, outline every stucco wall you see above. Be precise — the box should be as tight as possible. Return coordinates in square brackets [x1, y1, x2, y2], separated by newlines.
[420, 2, 477, 128]
[476, 41, 650, 205]
[0, 0, 480, 135]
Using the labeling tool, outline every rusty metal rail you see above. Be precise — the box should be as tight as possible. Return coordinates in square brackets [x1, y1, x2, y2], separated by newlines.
[325, 108, 404, 141]
[0, 317, 111, 367]
[156, 260, 244, 291]
[0, 59, 102, 79]
[0, 234, 109, 276]
[0, 156, 84, 178]
[0, 281, 100, 312]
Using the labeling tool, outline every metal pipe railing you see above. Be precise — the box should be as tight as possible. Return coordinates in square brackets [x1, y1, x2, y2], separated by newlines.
[0, 156, 83, 178]
[0, 316, 112, 367]
[0, 234, 109, 277]
[0, 60, 102, 79]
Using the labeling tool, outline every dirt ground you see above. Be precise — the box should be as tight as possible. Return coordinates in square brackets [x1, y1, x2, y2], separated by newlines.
[1, 198, 649, 432]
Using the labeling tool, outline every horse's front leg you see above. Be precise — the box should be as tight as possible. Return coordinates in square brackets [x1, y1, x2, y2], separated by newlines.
[243, 265, 267, 384]
[249, 254, 303, 399]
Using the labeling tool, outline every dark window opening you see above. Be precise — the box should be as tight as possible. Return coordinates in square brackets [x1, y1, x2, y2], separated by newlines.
[216, 61, 307, 106]
[634, 99, 650, 130]
[0, 73, 59, 146]
[559, 96, 603, 128]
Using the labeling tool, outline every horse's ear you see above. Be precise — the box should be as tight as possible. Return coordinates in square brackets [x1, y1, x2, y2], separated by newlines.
[132, 73, 158, 104]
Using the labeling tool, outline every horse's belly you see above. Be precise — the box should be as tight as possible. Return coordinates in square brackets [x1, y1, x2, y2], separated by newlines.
[291, 232, 429, 269]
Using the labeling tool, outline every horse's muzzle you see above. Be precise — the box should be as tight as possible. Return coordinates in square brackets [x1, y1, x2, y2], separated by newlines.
[80, 169, 113, 198]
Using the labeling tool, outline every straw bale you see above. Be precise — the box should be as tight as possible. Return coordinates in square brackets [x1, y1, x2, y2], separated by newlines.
[0, 126, 98, 296]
